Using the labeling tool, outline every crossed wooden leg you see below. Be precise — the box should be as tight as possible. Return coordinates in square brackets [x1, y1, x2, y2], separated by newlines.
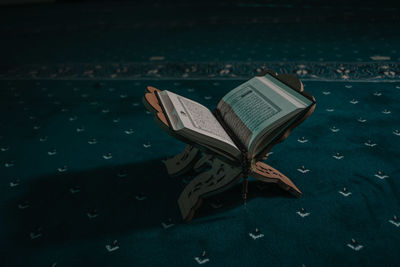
[165, 145, 302, 221]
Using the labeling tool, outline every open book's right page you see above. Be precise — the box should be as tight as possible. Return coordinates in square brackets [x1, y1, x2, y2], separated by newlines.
[217, 74, 313, 156]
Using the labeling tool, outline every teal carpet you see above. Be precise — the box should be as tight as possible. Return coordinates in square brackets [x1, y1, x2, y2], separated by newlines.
[1, 80, 400, 266]
[1, 1, 400, 266]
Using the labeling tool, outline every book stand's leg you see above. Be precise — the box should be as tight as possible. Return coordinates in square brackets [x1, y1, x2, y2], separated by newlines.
[166, 146, 302, 221]
[251, 162, 302, 197]
[164, 145, 201, 176]
[176, 155, 242, 221]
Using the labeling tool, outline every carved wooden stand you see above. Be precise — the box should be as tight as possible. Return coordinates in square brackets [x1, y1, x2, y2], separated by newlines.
[165, 144, 302, 221]
[143, 70, 316, 222]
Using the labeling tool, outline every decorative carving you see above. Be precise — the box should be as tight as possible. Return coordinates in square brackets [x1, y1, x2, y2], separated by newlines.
[177, 155, 242, 221]
[251, 162, 302, 197]
[164, 145, 201, 176]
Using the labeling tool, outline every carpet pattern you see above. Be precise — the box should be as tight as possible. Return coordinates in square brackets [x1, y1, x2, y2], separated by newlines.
[1, 79, 400, 266]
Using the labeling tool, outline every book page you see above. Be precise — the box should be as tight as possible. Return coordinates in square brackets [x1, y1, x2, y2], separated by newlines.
[217, 74, 312, 150]
[162, 90, 238, 150]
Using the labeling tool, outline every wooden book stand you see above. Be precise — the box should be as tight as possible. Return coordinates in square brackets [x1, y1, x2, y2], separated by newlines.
[143, 70, 316, 221]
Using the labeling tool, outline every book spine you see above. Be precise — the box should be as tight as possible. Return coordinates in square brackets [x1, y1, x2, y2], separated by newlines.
[213, 108, 250, 204]
[212, 109, 248, 153]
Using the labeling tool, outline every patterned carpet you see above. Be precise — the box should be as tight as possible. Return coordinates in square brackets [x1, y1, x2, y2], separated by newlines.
[1, 1, 400, 266]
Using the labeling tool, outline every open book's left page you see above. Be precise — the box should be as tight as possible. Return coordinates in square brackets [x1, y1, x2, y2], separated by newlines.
[157, 90, 241, 160]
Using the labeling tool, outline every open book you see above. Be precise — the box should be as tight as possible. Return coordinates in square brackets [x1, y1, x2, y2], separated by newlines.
[155, 73, 314, 163]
